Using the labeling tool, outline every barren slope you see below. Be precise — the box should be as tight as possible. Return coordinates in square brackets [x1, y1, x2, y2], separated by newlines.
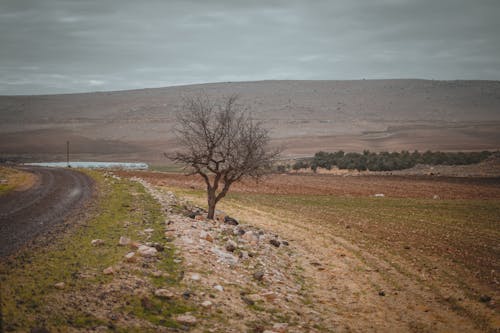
[1, 80, 499, 162]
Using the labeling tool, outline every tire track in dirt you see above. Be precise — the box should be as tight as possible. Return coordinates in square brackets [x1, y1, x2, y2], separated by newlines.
[0, 167, 93, 257]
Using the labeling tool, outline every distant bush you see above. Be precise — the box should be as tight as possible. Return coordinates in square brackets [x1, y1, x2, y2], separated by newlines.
[292, 160, 310, 171]
[295, 150, 494, 172]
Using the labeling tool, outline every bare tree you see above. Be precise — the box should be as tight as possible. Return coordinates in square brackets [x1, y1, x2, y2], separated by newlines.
[170, 94, 279, 219]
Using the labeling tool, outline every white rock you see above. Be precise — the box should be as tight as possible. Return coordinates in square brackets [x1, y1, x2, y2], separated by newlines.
[213, 285, 224, 292]
[241, 231, 259, 245]
[119, 236, 131, 246]
[190, 273, 201, 281]
[273, 323, 288, 332]
[240, 251, 249, 260]
[176, 314, 197, 325]
[154, 289, 174, 299]
[54, 282, 65, 289]
[201, 300, 213, 307]
[211, 247, 238, 265]
[124, 252, 136, 262]
[374, 193, 385, 197]
[91, 239, 105, 246]
[103, 266, 115, 275]
[138, 245, 158, 257]
[144, 228, 155, 233]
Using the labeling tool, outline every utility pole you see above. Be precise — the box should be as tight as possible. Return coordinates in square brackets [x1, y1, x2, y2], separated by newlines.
[66, 140, 70, 167]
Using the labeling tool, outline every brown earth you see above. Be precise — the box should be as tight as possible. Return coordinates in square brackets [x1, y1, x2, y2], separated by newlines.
[116, 171, 500, 331]
[115, 170, 500, 200]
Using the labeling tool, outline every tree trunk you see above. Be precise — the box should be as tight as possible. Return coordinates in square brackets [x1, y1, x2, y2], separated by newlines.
[207, 189, 216, 220]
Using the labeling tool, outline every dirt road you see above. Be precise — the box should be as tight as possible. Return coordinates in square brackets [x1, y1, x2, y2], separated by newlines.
[0, 167, 93, 257]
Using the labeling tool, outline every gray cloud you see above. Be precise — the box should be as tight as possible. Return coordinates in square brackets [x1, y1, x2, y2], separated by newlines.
[1, 0, 499, 94]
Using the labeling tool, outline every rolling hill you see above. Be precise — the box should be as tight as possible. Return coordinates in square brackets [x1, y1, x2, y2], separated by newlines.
[1, 79, 499, 164]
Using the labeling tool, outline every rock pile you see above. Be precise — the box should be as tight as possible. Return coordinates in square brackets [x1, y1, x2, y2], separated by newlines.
[130, 177, 317, 332]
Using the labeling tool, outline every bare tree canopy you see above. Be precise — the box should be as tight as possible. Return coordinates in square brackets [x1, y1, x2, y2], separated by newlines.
[170, 94, 279, 219]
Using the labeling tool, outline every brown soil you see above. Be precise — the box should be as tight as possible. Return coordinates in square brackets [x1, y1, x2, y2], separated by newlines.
[116, 171, 500, 200]
[120, 172, 500, 331]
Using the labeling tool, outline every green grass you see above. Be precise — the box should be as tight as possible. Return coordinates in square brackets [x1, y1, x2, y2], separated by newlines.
[0, 170, 189, 331]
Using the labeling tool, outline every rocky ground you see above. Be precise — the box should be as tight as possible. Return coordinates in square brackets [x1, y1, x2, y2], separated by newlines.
[133, 177, 331, 332]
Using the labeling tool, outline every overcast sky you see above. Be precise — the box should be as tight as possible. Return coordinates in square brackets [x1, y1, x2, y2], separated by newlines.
[1, 0, 499, 95]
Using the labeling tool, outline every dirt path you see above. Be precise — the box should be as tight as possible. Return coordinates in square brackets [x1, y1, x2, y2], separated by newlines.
[0, 167, 94, 257]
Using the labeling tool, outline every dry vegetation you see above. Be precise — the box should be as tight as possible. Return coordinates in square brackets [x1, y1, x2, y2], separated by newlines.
[0, 166, 37, 195]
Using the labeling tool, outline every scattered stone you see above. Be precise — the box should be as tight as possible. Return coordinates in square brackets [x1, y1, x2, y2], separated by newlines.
[269, 239, 281, 248]
[378, 291, 386, 296]
[176, 314, 197, 325]
[213, 285, 224, 292]
[479, 295, 492, 303]
[103, 266, 115, 275]
[226, 240, 237, 252]
[201, 300, 213, 307]
[124, 252, 136, 262]
[138, 245, 158, 257]
[54, 282, 65, 289]
[239, 251, 249, 260]
[91, 239, 105, 246]
[215, 210, 227, 222]
[211, 247, 238, 265]
[433, 194, 440, 200]
[246, 294, 263, 302]
[404, 245, 411, 250]
[241, 231, 259, 245]
[262, 291, 276, 302]
[253, 270, 265, 281]
[129, 241, 141, 249]
[241, 296, 255, 306]
[153, 243, 165, 252]
[195, 214, 206, 221]
[190, 273, 201, 281]
[182, 290, 193, 299]
[310, 261, 321, 267]
[188, 212, 197, 219]
[374, 193, 385, 197]
[144, 228, 154, 233]
[151, 271, 163, 277]
[224, 216, 239, 225]
[118, 236, 131, 246]
[281, 241, 289, 246]
[273, 323, 289, 332]
[154, 289, 174, 299]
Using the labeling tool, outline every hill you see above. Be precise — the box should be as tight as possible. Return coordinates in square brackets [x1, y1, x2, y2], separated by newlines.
[1, 79, 499, 163]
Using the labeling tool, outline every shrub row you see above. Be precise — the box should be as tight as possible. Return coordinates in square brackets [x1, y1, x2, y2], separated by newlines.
[291, 150, 494, 172]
